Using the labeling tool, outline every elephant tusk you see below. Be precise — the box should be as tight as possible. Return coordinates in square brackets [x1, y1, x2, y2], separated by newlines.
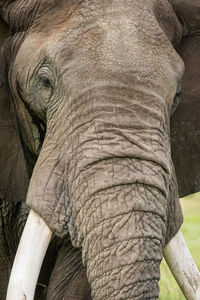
[6, 209, 52, 300]
[164, 230, 200, 300]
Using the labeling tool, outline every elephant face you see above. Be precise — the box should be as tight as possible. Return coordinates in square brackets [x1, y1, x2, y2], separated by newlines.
[1, 0, 200, 299]
[11, 0, 184, 232]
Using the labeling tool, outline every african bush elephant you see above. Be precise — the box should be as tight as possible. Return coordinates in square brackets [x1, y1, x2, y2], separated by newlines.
[0, 0, 200, 299]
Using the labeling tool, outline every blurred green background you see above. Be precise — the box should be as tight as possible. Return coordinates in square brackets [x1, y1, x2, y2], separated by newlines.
[159, 192, 200, 300]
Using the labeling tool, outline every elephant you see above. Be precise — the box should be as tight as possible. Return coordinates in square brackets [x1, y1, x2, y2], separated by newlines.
[0, 0, 200, 299]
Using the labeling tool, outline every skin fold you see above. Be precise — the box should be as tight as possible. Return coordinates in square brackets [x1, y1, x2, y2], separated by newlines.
[0, 0, 199, 299]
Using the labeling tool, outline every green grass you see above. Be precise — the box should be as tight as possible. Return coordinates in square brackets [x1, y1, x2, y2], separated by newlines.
[159, 192, 200, 300]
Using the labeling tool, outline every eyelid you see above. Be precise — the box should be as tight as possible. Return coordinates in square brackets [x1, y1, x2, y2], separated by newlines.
[38, 66, 51, 74]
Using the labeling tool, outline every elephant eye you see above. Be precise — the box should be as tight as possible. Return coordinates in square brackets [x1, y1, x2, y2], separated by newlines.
[36, 67, 55, 102]
[38, 74, 52, 88]
[171, 83, 182, 116]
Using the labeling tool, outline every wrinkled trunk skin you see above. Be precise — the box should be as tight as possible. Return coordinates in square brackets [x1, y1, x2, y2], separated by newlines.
[82, 186, 165, 299]
[72, 148, 170, 299]
[26, 87, 183, 299]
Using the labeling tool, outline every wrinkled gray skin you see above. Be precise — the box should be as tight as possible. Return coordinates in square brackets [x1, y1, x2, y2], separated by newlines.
[0, 0, 200, 299]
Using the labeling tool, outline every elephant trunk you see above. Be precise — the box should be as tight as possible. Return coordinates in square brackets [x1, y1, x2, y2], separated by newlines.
[67, 137, 169, 298]
[80, 184, 165, 299]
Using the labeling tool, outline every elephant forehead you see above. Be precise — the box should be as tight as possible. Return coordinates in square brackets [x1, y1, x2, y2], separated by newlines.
[14, 0, 182, 68]
[31, 0, 180, 38]
[54, 0, 173, 50]
[49, 2, 183, 76]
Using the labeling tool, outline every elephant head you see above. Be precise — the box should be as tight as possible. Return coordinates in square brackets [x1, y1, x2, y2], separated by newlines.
[0, 0, 200, 299]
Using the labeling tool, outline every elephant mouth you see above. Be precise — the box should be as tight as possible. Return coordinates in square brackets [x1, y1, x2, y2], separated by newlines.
[6, 210, 200, 300]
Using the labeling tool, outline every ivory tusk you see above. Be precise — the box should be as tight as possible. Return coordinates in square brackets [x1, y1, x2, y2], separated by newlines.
[164, 230, 200, 300]
[6, 209, 52, 300]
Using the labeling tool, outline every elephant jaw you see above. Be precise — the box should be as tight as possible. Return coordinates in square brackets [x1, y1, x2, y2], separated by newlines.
[6, 211, 200, 300]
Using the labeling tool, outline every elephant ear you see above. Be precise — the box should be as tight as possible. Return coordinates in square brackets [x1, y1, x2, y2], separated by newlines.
[171, 34, 200, 198]
[169, 0, 200, 35]
[0, 16, 29, 205]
